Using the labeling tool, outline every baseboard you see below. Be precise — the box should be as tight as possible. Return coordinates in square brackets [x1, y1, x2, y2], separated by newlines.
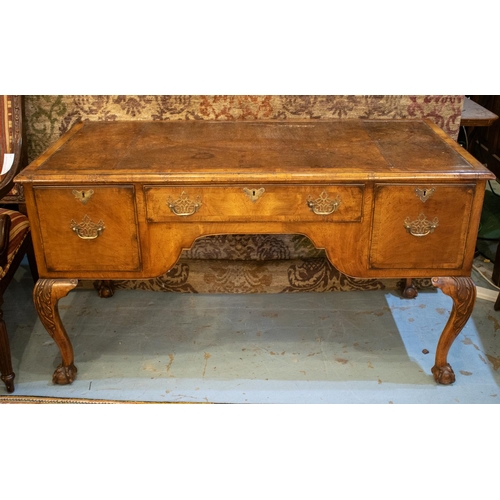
[476, 286, 498, 302]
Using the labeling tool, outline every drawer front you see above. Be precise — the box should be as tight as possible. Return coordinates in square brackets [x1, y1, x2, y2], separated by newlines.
[33, 185, 141, 272]
[369, 184, 475, 269]
[144, 184, 364, 222]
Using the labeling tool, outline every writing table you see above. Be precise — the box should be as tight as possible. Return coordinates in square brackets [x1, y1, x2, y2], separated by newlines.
[16, 119, 495, 385]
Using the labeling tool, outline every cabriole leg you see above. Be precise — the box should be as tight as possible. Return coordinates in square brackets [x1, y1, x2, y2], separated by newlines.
[431, 277, 476, 385]
[33, 279, 79, 385]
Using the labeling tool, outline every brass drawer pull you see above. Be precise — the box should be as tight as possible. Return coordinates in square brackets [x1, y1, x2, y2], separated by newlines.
[307, 191, 341, 215]
[404, 213, 439, 237]
[167, 191, 202, 217]
[70, 215, 105, 239]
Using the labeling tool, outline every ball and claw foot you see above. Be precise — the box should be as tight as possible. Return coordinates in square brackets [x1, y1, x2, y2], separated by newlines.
[52, 363, 78, 385]
[402, 284, 418, 299]
[94, 280, 115, 298]
[431, 363, 456, 385]
[401, 278, 418, 299]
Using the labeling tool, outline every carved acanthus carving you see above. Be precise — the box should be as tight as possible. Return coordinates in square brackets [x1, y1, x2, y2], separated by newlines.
[431, 276, 476, 384]
[33, 279, 79, 385]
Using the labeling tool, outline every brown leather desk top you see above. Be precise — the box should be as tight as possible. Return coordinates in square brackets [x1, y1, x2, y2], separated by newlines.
[19, 119, 492, 182]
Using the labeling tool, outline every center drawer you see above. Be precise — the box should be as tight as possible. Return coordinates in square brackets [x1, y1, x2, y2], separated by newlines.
[144, 184, 365, 223]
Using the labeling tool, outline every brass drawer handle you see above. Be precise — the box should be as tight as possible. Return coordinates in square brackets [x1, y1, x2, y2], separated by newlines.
[167, 191, 202, 217]
[404, 213, 439, 237]
[70, 215, 105, 239]
[307, 191, 341, 215]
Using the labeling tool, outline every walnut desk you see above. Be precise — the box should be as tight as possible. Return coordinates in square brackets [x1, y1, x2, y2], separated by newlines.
[16, 120, 495, 386]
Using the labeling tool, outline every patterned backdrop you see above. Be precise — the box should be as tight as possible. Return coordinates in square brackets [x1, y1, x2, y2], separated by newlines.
[23, 95, 464, 293]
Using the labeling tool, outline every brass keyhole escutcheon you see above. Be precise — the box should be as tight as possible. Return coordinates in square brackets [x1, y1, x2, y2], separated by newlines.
[415, 187, 435, 203]
[72, 189, 94, 204]
[243, 187, 265, 203]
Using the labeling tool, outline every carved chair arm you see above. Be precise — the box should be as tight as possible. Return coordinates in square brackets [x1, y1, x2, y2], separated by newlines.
[0, 95, 26, 201]
[0, 138, 22, 200]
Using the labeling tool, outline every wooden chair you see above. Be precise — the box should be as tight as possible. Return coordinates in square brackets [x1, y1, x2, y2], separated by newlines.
[0, 95, 38, 393]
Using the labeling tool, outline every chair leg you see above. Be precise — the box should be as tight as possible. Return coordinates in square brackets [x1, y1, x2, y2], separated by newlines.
[0, 300, 15, 393]
[494, 292, 500, 311]
[492, 242, 500, 287]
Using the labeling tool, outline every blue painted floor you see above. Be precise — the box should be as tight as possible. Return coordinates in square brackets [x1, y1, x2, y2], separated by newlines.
[3, 261, 500, 403]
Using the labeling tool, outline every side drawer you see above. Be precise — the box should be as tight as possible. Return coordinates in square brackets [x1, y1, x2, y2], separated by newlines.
[33, 185, 141, 272]
[369, 183, 475, 269]
[144, 184, 365, 223]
